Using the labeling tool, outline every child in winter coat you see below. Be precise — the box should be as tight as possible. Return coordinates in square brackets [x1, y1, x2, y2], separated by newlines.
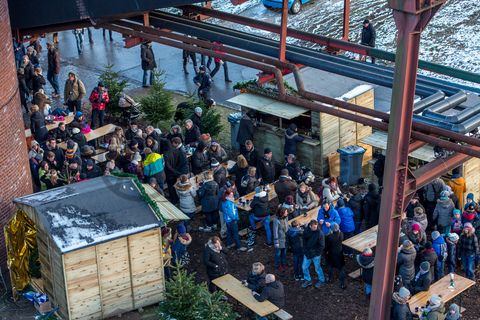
[287, 220, 304, 281]
[221, 189, 246, 251]
[464, 193, 476, 211]
[172, 223, 192, 266]
[242, 262, 266, 293]
[273, 207, 289, 271]
[462, 204, 478, 225]
[451, 209, 463, 235]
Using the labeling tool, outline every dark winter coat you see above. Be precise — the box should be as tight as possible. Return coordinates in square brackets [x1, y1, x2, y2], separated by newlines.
[423, 178, 445, 203]
[242, 148, 259, 168]
[348, 193, 364, 223]
[140, 43, 157, 70]
[191, 150, 210, 175]
[203, 244, 228, 279]
[207, 147, 228, 164]
[32, 74, 46, 94]
[71, 131, 87, 149]
[391, 294, 413, 320]
[257, 156, 275, 184]
[236, 114, 255, 145]
[361, 24, 376, 47]
[45, 145, 65, 166]
[406, 201, 425, 220]
[250, 194, 269, 218]
[363, 188, 381, 228]
[274, 176, 297, 204]
[198, 180, 219, 213]
[458, 233, 479, 256]
[213, 166, 228, 188]
[284, 128, 305, 156]
[421, 248, 438, 280]
[47, 47, 60, 74]
[325, 231, 345, 268]
[246, 271, 266, 293]
[184, 125, 201, 147]
[229, 164, 248, 192]
[287, 227, 303, 255]
[240, 175, 260, 195]
[433, 198, 455, 228]
[303, 227, 325, 259]
[23, 61, 35, 89]
[30, 111, 48, 143]
[397, 246, 417, 284]
[412, 271, 432, 293]
[191, 113, 203, 132]
[164, 148, 189, 181]
[193, 72, 212, 92]
[81, 164, 102, 180]
[53, 127, 70, 142]
[356, 254, 374, 285]
[254, 280, 285, 309]
[285, 161, 302, 182]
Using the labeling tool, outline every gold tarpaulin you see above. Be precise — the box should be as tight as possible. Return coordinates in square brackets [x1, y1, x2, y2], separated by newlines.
[4, 209, 37, 297]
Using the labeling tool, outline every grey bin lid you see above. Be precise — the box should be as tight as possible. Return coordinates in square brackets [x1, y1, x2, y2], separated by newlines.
[337, 145, 366, 155]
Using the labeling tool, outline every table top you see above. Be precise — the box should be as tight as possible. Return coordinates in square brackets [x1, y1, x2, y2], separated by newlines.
[189, 160, 236, 189]
[409, 274, 475, 314]
[25, 115, 74, 138]
[235, 184, 277, 211]
[342, 225, 378, 252]
[288, 206, 319, 226]
[59, 123, 117, 149]
[212, 274, 279, 317]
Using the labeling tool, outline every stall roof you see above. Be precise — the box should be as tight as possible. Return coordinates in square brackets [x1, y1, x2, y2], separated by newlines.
[360, 131, 436, 162]
[143, 184, 190, 221]
[227, 93, 309, 120]
[14, 176, 161, 253]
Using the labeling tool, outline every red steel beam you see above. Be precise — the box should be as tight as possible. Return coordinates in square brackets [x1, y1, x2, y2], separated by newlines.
[369, 1, 445, 318]
[342, 0, 350, 41]
[279, 0, 288, 62]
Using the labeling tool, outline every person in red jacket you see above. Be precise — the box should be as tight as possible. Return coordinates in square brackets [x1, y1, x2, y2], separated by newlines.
[89, 82, 110, 129]
[210, 42, 232, 83]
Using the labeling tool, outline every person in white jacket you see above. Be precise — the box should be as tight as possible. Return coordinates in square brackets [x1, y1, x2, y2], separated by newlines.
[322, 177, 342, 203]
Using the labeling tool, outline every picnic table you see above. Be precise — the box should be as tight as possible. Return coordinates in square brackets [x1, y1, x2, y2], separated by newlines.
[59, 124, 117, 149]
[189, 160, 236, 189]
[235, 183, 277, 211]
[342, 225, 378, 252]
[288, 206, 319, 226]
[212, 274, 279, 317]
[408, 274, 475, 315]
[25, 115, 75, 138]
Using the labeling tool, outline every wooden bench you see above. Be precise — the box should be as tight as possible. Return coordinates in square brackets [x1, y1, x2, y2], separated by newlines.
[59, 123, 117, 149]
[212, 274, 279, 317]
[408, 274, 475, 316]
[25, 115, 74, 138]
[348, 268, 362, 279]
[274, 309, 293, 320]
[342, 225, 378, 252]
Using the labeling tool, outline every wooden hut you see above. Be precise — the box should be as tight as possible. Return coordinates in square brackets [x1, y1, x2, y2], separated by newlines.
[12, 176, 165, 320]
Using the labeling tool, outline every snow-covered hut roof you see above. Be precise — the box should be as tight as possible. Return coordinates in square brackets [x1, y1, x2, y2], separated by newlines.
[14, 176, 161, 253]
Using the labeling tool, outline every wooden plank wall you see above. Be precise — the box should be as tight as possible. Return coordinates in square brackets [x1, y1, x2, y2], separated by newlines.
[464, 158, 480, 199]
[48, 239, 68, 318]
[128, 228, 165, 309]
[351, 89, 374, 165]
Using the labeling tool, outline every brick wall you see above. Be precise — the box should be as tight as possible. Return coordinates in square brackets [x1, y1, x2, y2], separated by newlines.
[0, 0, 33, 269]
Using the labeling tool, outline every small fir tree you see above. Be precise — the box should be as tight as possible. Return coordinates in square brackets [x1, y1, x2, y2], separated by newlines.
[99, 64, 128, 118]
[140, 71, 175, 127]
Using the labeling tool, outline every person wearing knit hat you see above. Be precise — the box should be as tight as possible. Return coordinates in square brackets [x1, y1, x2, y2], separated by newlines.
[422, 294, 445, 318]
[208, 141, 228, 164]
[324, 222, 346, 289]
[210, 158, 220, 168]
[171, 223, 192, 266]
[445, 303, 461, 320]
[397, 239, 416, 289]
[462, 203, 477, 225]
[459, 221, 478, 280]
[420, 241, 437, 279]
[447, 168, 467, 209]
[433, 190, 455, 235]
[356, 247, 374, 298]
[431, 230, 447, 279]
[249, 183, 272, 246]
[407, 223, 426, 250]
[284, 122, 304, 156]
[451, 209, 463, 235]
[412, 261, 432, 293]
[412, 206, 428, 232]
[391, 287, 413, 320]
[446, 233, 459, 274]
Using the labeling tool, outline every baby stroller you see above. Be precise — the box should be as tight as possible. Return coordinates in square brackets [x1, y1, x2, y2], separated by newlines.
[118, 92, 141, 124]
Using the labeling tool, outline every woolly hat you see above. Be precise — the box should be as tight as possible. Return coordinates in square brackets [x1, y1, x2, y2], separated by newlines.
[440, 190, 449, 200]
[431, 231, 441, 240]
[398, 287, 410, 299]
[429, 294, 442, 307]
[411, 223, 421, 232]
[425, 241, 432, 249]
[363, 19, 370, 24]
[420, 261, 430, 272]
[72, 127, 80, 134]
[453, 209, 461, 216]
[65, 142, 75, 158]
[337, 198, 345, 208]
[467, 193, 474, 200]
[255, 186, 262, 194]
[402, 240, 414, 249]
[75, 111, 83, 119]
[362, 247, 373, 256]
[97, 81, 104, 87]
[211, 141, 219, 146]
[464, 222, 474, 230]
[176, 223, 186, 235]
[161, 227, 171, 237]
[264, 147, 272, 154]
[194, 107, 203, 114]
[86, 159, 94, 167]
[331, 223, 340, 232]
[414, 207, 424, 215]
[447, 233, 459, 242]
[211, 158, 220, 167]
[288, 123, 297, 131]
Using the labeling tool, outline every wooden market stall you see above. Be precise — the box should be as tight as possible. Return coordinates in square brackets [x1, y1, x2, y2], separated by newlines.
[11, 176, 165, 320]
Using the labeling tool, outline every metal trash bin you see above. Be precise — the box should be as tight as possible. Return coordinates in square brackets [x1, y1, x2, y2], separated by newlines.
[337, 145, 366, 185]
[228, 112, 242, 151]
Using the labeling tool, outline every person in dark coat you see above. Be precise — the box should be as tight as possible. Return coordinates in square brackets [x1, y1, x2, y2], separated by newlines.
[191, 142, 210, 175]
[285, 154, 303, 182]
[22, 55, 35, 90]
[203, 236, 228, 292]
[391, 287, 413, 320]
[284, 123, 305, 156]
[458, 223, 479, 280]
[325, 223, 346, 289]
[356, 247, 374, 298]
[287, 220, 304, 280]
[412, 261, 432, 294]
[405, 195, 425, 220]
[373, 153, 385, 187]
[140, 41, 156, 87]
[274, 169, 298, 204]
[71, 127, 87, 149]
[243, 262, 266, 293]
[184, 119, 201, 147]
[257, 148, 275, 184]
[241, 140, 259, 168]
[252, 274, 285, 309]
[397, 240, 417, 290]
[46, 42, 60, 97]
[302, 220, 326, 289]
[348, 186, 364, 234]
[249, 187, 272, 246]
[360, 19, 376, 63]
[81, 159, 102, 179]
[229, 154, 249, 191]
[182, 49, 198, 74]
[30, 105, 48, 144]
[13, 38, 25, 68]
[191, 107, 203, 132]
[211, 159, 227, 188]
[236, 112, 255, 153]
[363, 183, 381, 228]
[193, 66, 213, 103]
[45, 137, 65, 165]
[32, 67, 46, 95]
[53, 122, 70, 143]
[18, 68, 30, 113]
[164, 138, 189, 204]
[198, 172, 220, 232]
[420, 241, 438, 280]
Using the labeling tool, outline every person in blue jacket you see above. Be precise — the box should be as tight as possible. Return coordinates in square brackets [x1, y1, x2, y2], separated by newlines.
[431, 231, 448, 280]
[221, 189, 247, 251]
[317, 201, 341, 236]
[336, 198, 355, 254]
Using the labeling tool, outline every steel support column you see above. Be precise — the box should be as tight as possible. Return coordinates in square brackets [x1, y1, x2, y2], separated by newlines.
[342, 0, 350, 41]
[369, 1, 445, 318]
[279, 0, 288, 61]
